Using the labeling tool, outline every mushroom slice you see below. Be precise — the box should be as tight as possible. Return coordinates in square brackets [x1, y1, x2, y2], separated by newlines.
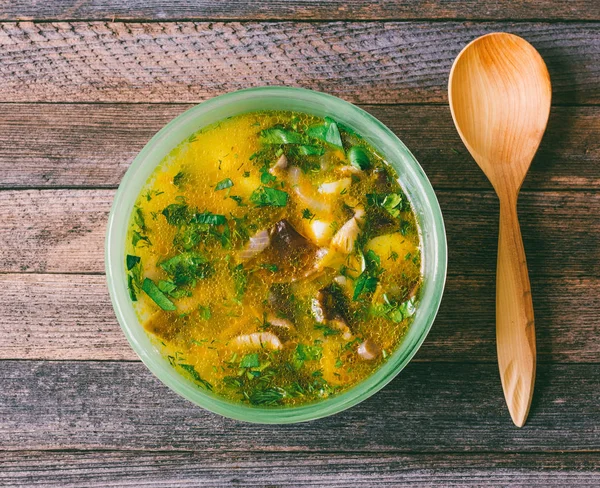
[269, 154, 288, 176]
[266, 315, 295, 330]
[357, 339, 381, 360]
[318, 178, 352, 195]
[239, 229, 270, 261]
[233, 332, 283, 350]
[338, 165, 363, 176]
[330, 207, 365, 255]
[288, 166, 331, 213]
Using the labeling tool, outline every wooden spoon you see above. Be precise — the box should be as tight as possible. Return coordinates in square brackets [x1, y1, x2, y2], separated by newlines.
[448, 33, 551, 427]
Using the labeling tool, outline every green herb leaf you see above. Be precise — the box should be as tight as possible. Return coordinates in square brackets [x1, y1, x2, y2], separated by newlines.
[179, 363, 213, 390]
[260, 263, 279, 273]
[160, 251, 213, 286]
[353, 250, 382, 300]
[324, 117, 343, 149]
[126, 255, 140, 270]
[173, 171, 187, 187]
[132, 230, 151, 247]
[142, 278, 177, 311]
[296, 145, 325, 156]
[240, 353, 260, 369]
[134, 207, 146, 231]
[158, 280, 177, 294]
[250, 186, 289, 207]
[162, 203, 190, 226]
[372, 295, 417, 323]
[229, 195, 246, 206]
[314, 324, 341, 337]
[198, 304, 211, 320]
[192, 212, 227, 226]
[260, 128, 305, 145]
[215, 178, 234, 191]
[127, 274, 137, 301]
[260, 168, 277, 185]
[232, 263, 248, 302]
[302, 208, 315, 220]
[307, 118, 343, 149]
[293, 343, 323, 369]
[367, 192, 404, 218]
[348, 146, 371, 170]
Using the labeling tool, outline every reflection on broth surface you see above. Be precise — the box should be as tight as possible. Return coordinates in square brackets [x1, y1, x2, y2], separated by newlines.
[127, 111, 422, 407]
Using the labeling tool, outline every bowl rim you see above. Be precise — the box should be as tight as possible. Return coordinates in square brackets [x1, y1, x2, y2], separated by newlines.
[105, 86, 447, 424]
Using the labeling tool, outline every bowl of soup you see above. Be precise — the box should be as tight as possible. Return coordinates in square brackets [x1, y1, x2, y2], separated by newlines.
[106, 87, 447, 423]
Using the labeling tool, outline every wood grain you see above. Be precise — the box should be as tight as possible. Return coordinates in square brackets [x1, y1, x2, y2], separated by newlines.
[1, 189, 598, 276]
[0, 361, 597, 451]
[0, 273, 598, 363]
[0, 22, 598, 104]
[1, 451, 598, 487]
[2, 0, 600, 21]
[1, 103, 598, 190]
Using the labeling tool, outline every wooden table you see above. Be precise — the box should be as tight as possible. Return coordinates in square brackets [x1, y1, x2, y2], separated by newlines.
[1, 2, 598, 486]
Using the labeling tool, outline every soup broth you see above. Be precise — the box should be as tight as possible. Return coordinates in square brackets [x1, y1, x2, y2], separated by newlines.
[127, 111, 422, 407]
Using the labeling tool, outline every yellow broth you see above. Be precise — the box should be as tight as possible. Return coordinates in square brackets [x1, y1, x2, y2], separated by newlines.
[126, 111, 422, 407]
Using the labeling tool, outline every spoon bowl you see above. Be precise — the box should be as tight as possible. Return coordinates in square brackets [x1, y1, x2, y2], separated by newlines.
[448, 33, 551, 427]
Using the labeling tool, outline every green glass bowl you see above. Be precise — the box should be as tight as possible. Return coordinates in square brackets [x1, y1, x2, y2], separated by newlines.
[105, 86, 447, 423]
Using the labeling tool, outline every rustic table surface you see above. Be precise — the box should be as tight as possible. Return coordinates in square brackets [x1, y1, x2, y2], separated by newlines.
[1, 1, 599, 486]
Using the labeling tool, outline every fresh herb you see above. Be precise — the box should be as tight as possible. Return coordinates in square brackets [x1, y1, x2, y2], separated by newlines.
[243, 171, 250, 178]
[162, 203, 190, 226]
[314, 324, 341, 337]
[259, 165, 277, 185]
[157, 280, 177, 294]
[404, 252, 412, 261]
[293, 343, 323, 369]
[127, 274, 138, 301]
[302, 208, 315, 221]
[260, 127, 305, 145]
[388, 251, 399, 262]
[179, 363, 213, 390]
[142, 278, 177, 311]
[134, 207, 146, 231]
[143, 189, 164, 201]
[215, 178, 234, 191]
[250, 186, 289, 207]
[160, 251, 213, 286]
[248, 387, 285, 406]
[260, 263, 279, 273]
[192, 211, 227, 226]
[353, 250, 383, 300]
[173, 171, 187, 187]
[371, 295, 417, 323]
[295, 145, 325, 156]
[240, 353, 260, 369]
[198, 304, 211, 320]
[367, 192, 404, 218]
[307, 117, 343, 149]
[126, 254, 140, 270]
[132, 230, 151, 247]
[232, 263, 248, 302]
[348, 146, 371, 170]
[229, 195, 246, 206]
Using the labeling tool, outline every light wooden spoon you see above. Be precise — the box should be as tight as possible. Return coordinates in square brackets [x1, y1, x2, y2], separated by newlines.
[448, 33, 551, 427]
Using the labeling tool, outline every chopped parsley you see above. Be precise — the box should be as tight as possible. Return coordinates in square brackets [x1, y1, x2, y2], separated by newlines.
[250, 186, 289, 207]
[215, 178, 234, 191]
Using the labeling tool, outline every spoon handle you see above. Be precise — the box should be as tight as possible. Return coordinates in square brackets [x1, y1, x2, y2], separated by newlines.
[496, 197, 536, 427]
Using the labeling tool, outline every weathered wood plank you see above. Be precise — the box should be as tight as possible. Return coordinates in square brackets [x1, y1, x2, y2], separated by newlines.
[1, 104, 598, 190]
[0, 361, 597, 451]
[0, 22, 598, 104]
[2, 0, 600, 21]
[1, 451, 598, 487]
[1, 273, 598, 363]
[0, 189, 598, 276]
